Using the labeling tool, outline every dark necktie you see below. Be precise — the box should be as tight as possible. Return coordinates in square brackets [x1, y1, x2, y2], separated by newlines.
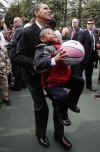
[71, 29, 75, 40]
[90, 31, 95, 50]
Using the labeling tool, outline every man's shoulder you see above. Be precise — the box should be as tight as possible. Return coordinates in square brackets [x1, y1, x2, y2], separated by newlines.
[24, 22, 40, 34]
[14, 26, 24, 37]
[79, 28, 88, 34]
[16, 26, 24, 31]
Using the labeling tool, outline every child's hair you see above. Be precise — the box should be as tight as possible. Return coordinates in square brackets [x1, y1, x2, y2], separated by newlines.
[40, 27, 52, 38]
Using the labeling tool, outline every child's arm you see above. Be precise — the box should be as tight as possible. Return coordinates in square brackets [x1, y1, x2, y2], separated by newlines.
[34, 46, 54, 73]
[34, 45, 66, 73]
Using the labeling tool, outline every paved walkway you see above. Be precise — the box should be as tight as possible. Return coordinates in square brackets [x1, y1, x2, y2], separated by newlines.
[0, 69, 100, 152]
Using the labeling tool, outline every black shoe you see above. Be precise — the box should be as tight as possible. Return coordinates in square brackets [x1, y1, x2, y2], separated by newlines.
[9, 86, 22, 91]
[0, 101, 3, 108]
[69, 106, 80, 113]
[37, 136, 50, 148]
[2, 99, 11, 106]
[94, 94, 100, 98]
[55, 135, 72, 150]
[63, 118, 71, 126]
[87, 87, 97, 92]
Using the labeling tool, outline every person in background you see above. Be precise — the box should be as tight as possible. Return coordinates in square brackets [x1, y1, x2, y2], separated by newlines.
[62, 18, 83, 117]
[62, 26, 69, 41]
[0, 18, 8, 48]
[97, 31, 100, 84]
[78, 17, 99, 92]
[7, 17, 26, 91]
[47, 19, 62, 41]
[7, 24, 15, 41]
[0, 46, 11, 106]
[0, 18, 11, 106]
[94, 31, 100, 99]
[68, 18, 83, 77]
[92, 24, 99, 68]
[58, 26, 63, 34]
[69, 18, 81, 41]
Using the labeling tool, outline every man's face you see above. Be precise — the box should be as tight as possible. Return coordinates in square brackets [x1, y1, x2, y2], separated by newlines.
[35, 4, 51, 21]
[13, 17, 23, 28]
[72, 19, 79, 28]
[87, 21, 94, 31]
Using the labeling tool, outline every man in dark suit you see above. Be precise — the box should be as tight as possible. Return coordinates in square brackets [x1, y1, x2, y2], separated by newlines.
[15, 3, 74, 149]
[14, 3, 51, 147]
[62, 18, 82, 124]
[69, 18, 80, 41]
[7, 17, 26, 91]
[68, 18, 83, 76]
[78, 17, 99, 91]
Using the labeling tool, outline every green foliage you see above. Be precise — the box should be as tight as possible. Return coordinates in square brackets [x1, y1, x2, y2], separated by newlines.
[82, 0, 100, 27]
[5, 0, 33, 27]
[4, 0, 100, 28]
[5, 4, 21, 28]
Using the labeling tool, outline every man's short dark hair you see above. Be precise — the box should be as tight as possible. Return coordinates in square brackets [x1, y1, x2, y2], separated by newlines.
[87, 17, 94, 23]
[47, 19, 56, 30]
[33, 3, 47, 17]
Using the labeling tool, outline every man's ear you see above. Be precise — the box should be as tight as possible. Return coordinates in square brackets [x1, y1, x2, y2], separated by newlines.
[40, 37, 43, 42]
[34, 10, 38, 17]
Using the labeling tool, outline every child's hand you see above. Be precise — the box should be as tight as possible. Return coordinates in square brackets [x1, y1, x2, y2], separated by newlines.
[54, 52, 61, 62]
[54, 49, 67, 62]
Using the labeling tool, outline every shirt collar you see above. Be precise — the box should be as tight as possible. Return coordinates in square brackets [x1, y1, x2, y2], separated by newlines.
[35, 21, 43, 29]
[88, 29, 93, 35]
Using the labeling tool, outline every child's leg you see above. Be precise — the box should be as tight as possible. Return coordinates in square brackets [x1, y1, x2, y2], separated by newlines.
[45, 86, 72, 149]
[46, 87, 69, 137]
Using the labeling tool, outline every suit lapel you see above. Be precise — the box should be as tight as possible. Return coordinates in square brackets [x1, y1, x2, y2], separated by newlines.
[86, 30, 91, 39]
[31, 22, 41, 33]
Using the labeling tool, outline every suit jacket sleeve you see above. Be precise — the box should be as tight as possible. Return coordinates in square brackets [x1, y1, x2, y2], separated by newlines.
[14, 30, 33, 66]
[14, 23, 41, 67]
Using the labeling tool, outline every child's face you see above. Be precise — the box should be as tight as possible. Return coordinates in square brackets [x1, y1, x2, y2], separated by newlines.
[43, 29, 58, 42]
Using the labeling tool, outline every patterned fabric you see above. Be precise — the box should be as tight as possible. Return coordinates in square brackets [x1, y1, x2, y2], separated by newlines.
[0, 47, 11, 79]
[0, 76, 8, 100]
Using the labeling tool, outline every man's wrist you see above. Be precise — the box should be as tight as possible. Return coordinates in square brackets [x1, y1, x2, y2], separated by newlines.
[51, 57, 56, 66]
